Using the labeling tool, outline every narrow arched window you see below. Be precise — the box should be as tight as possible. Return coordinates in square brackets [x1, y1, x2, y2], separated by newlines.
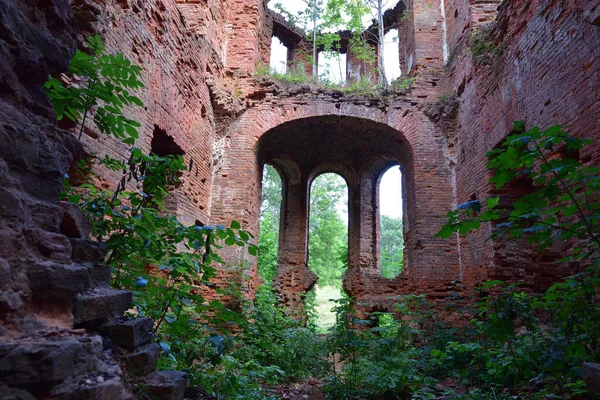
[378, 165, 404, 279]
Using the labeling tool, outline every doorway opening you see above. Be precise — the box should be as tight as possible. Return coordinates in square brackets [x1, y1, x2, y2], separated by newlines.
[307, 173, 348, 331]
[257, 164, 283, 287]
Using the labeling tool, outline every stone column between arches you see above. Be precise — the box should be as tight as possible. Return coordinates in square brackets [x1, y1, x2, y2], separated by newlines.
[272, 175, 317, 318]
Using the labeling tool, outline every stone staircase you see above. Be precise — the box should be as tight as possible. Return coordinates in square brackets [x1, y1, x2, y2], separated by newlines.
[0, 203, 187, 399]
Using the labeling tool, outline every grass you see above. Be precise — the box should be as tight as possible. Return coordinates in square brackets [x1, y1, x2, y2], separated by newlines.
[313, 285, 343, 333]
[254, 63, 416, 98]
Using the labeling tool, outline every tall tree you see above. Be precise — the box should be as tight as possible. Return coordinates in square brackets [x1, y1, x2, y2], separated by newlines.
[324, 0, 392, 86]
[305, 0, 325, 78]
[369, 0, 389, 89]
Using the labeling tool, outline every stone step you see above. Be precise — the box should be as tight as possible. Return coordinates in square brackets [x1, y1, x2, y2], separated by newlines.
[69, 238, 107, 264]
[86, 263, 112, 288]
[27, 261, 91, 301]
[143, 370, 187, 400]
[0, 385, 36, 399]
[120, 343, 161, 377]
[51, 376, 124, 400]
[100, 317, 154, 351]
[0, 334, 102, 393]
[73, 288, 132, 325]
[59, 201, 93, 239]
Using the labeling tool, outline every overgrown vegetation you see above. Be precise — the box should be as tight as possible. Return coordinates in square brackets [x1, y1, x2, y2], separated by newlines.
[469, 23, 499, 65]
[48, 36, 598, 399]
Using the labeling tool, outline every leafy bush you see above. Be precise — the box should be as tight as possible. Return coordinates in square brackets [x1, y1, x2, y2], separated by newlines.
[323, 297, 432, 399]
[47, 35, 282, 399]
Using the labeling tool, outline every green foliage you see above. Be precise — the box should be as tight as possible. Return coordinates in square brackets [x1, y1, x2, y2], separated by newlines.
[255, 62, 311, 85]
[234, 286, 329, 382]
[390, 76, 417, 91]
[258, 165, 282, 283]
[324, 297, 434, 399]
[309, 174, 348, 287]
[343, 76, 379, 97]
[434, 122, 600, 398]
[49, 36, 285, 400]
[469, 23, 499, 65]
[437, 122, 600, 262]
[380, 215, 404, 278]
[45, 34, 144, 144]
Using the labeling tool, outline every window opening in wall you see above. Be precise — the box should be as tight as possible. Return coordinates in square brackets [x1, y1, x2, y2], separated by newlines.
[372, 311, 401, 336]
[379, 165, 404, 279]
[384, 28, 401, 80]
[318, 52, 347, 84]
[151, 125, 185, 157]
[307, 173, 348, 332]
[257, 164, 283, 289]
[270, 36, 288, 74]
[149, 125, 185, 213]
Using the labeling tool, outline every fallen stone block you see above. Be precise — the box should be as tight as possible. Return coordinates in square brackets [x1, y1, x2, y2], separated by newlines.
[121, 343, 161, 377]
[143, 370, 187, 400]
[583, 362, 600, 393]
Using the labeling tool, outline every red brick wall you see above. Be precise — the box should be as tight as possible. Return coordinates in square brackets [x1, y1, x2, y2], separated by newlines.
[209, 91, 460, 311]
[73, 0, 216, 227]
[445, 0, 600, 287]
[63, 0, 600, 313]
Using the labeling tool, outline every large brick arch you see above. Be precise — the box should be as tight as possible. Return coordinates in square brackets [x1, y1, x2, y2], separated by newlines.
[210, 98, 461, 312]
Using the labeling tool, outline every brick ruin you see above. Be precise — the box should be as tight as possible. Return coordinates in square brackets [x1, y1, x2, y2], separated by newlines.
[0, 0, 598, 397]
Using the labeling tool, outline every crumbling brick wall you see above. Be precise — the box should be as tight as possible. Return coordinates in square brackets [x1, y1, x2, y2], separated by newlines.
[443, 0, 600, 288]
[0, 0, 599, 395]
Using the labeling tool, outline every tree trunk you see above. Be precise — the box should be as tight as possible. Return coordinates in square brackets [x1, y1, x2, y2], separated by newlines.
[312, 13, 318, 78]
[378, 0, 387, 89]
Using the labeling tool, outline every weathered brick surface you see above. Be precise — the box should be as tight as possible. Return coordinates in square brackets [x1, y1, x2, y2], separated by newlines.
[73, 0, 217, 228]
[208, 86, 459, 311]
[444, 0, 600, 289]
[0, 0, 598, 394]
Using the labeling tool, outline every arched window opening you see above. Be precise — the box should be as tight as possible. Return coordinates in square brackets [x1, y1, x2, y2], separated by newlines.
[378, 165, 404, 279]
[270, 36, 288, 74]
[257, 164, 283, 286]
[307, 173, 348, 332]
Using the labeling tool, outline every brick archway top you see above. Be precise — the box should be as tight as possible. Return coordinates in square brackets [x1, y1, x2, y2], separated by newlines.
[230, 100, 415, 149]
[256, 114, 413, 182]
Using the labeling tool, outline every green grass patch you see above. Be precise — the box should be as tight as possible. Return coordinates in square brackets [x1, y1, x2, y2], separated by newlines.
[313, 285, 343, 332]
